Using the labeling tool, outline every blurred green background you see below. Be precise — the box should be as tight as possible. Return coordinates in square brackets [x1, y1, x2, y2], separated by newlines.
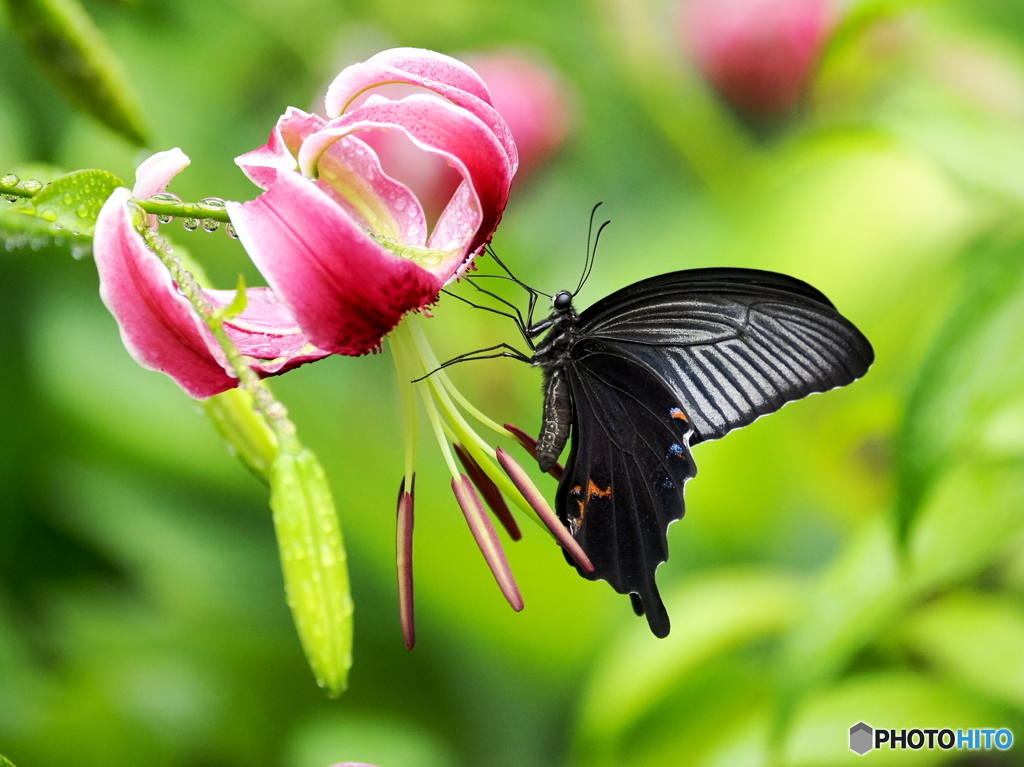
[4, 0, 1024, 765]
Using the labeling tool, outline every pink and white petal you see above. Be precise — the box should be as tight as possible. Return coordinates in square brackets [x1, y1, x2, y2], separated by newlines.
[324, 51, 518, 172]
[430, 180, 483, 283]
[95, 188, 238, 399]
[204, 287, 333, 374]
[226, 172, 443, 356]
[235, 108, 327, 189]
[300, 96, 511, 262]
[132, 148, 191, 199]
[315, 134, 428, 245]
[326, 48, 491, 114]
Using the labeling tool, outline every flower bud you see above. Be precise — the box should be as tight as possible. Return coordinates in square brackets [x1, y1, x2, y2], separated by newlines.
[680, 0, 838, 117]
[270, 447, 353, 697]
[464, 50, 574, 181]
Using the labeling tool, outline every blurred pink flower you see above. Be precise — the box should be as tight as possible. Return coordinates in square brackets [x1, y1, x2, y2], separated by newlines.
[680, 0, 838, 117]
[228, 47, 518, 356]
[465, 50, 574, 181]
[94, 148, 331, 399]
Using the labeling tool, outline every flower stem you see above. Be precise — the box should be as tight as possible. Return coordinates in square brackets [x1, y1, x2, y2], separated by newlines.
[134, 205, 297, 452]
[405, 315, 557, 537]
[0, 175, 234, 223]
[390, 322, 460, 478]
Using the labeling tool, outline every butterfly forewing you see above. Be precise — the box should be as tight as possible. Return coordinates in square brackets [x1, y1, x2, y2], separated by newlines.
[556, 345, 697, 638]
[574, 268, 874, 444]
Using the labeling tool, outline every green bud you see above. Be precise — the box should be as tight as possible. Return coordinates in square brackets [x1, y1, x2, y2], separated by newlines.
[270, 447, 353, 697]
[202, 388, 279, 481]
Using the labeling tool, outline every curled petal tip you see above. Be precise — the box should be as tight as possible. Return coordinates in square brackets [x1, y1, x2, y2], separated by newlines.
[397, 475, 416, 649]
[495, 448, 594, 573]
[451, 475, 523, 611]
[453, 443, 522, 541]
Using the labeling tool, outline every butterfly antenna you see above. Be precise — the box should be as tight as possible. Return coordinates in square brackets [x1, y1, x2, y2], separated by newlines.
[575, 207, 610, 297]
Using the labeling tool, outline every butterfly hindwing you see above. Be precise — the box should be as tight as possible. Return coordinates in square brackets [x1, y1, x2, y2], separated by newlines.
[576, 268, 874, 444]
[555, 343, 698, 637]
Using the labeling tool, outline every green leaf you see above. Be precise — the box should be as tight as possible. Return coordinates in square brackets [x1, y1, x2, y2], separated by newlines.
[201, 388, 279, 482]
[0, 755, 16, 767]
[908, 460, 1024, 592]
[577, 570, 802, 753]
[270, 446, 353, 697]
[4, 0, 150, 146]
[6, 169, 124, 237]
[901, 591, 1024, 712]
[897, 225, 1024, 541]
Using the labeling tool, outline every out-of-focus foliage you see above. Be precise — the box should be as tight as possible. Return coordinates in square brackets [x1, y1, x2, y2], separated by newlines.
[2, 0, 149, 146]
[2, 0, 1024, 765]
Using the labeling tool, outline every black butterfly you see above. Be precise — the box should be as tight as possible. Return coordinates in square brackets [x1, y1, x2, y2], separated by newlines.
[526, 268, 873, 637]
[441, 244, 873, 637]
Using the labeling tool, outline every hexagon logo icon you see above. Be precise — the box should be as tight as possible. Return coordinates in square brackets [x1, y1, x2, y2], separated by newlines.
[850, 722, 874, 755]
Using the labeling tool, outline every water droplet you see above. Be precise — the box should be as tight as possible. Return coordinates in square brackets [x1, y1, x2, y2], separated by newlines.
[22, 179, 44, 193]
[202, 218, 220, 233]
[199, 196, 226, 211]
[394, 197, 406, 211]
[76, 205, 90, 219]
[62, 194, 73, 205]
[40, 209, 58, 222]
[0, 174, 19, 187]
[146, 193, 181, 203]
[226, 223, 238, 239]
[182, 218, 199, 231]
[182, 203, 196, 216]
[2, 194, 17, 204]
[157, 214, 173, 224]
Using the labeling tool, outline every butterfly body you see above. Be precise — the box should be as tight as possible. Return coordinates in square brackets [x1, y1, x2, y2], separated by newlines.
[529, 268, 873, 638]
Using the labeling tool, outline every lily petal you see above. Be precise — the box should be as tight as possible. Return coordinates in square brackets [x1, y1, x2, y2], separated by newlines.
[227, 171, 443, 356]
[315, 134, 428, 246]
[236, 108, 327, 189]
[299, 94, 511, 277]
[205, 288, 333, 373]
[133, 147, 191, 198]
[95, 188, 239, 399]
[324, 47, 518, 172]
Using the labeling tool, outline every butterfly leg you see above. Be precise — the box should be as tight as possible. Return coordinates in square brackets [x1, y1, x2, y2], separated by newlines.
[411, 343, 532, 382]
[444, 283, 537, 350]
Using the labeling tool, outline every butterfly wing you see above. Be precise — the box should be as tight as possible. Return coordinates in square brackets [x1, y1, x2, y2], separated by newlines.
[556, 344, 698, 638]
[575, 267, 874, 444]
[550, 268, 872, 635]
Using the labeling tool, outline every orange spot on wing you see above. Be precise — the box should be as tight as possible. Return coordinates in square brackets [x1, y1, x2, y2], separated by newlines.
[575, 479, 612, 524]
[670, 407, 688, 422]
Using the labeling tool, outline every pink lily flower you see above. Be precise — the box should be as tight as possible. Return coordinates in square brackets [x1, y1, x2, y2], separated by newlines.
[227, 47, 519, 357]
[94, 148, 331, 399]
[680, 0, 838, 117]
[227, 49, 593, 649]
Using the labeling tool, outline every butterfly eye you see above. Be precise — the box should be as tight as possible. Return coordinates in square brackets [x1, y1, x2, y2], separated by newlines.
[553, 291, 573, 310]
